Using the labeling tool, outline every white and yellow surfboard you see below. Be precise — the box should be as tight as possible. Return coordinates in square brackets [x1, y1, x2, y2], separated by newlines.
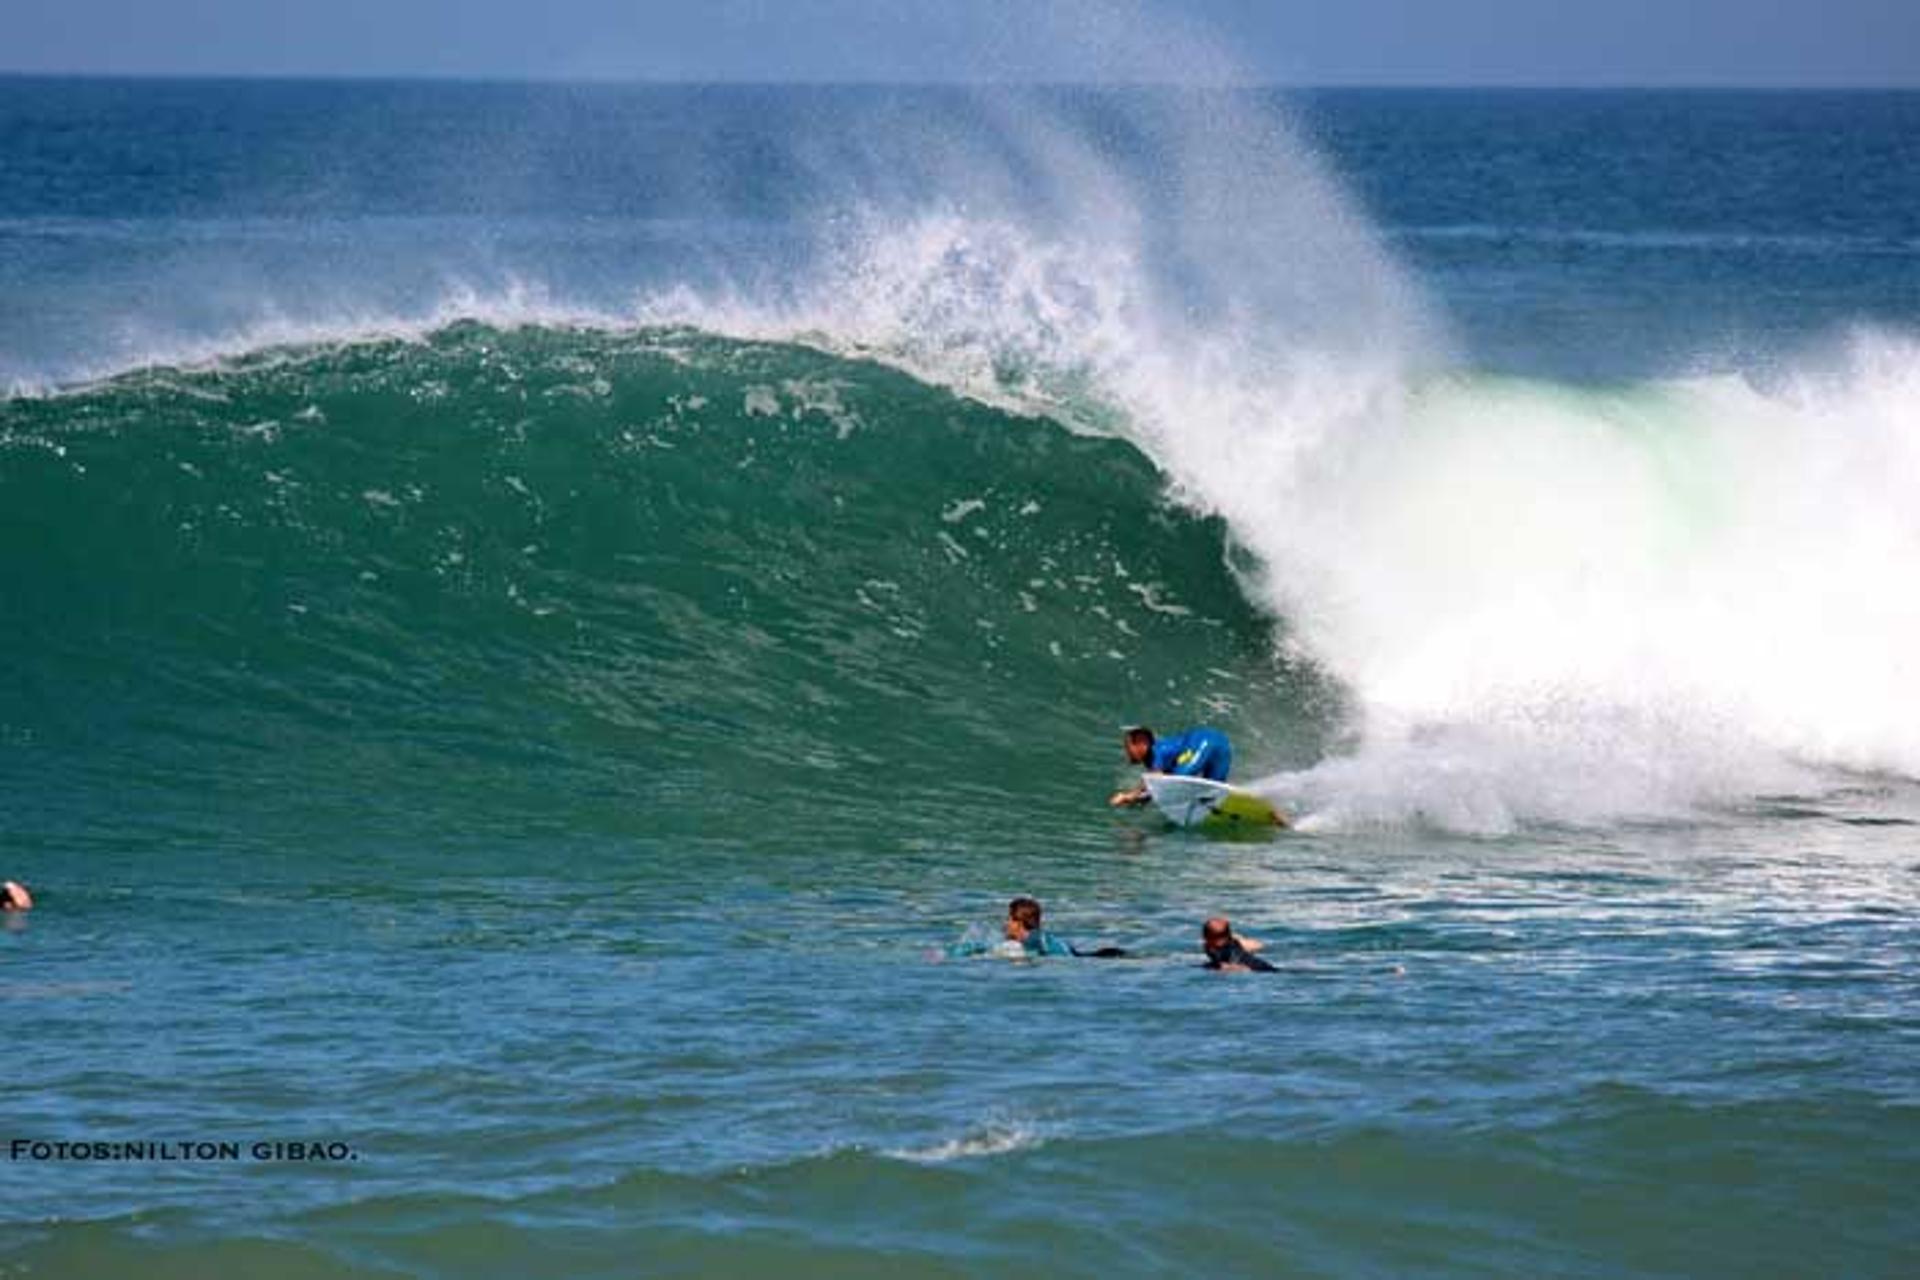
[1143, 772, 1288, 832]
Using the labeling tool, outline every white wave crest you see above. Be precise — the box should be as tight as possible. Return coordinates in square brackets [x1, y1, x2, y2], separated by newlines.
[884, 1118, 1047, 1164]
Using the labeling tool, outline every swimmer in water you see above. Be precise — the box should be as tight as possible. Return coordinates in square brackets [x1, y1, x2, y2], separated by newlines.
[943, 897, 1129, 959]
[1, 881, 32, 912]
[1201, 917, 1274, 972]
[996, 896, 1072, 956]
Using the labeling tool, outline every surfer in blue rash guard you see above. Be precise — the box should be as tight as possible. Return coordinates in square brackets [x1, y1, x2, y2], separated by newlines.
[1109, 724, 1233, 807]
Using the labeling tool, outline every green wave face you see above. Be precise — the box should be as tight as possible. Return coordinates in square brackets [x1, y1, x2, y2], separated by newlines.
[1, 325, 1329, 847]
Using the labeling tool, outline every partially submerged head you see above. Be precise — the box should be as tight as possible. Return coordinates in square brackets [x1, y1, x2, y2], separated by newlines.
[1123, 725, 1155, 765]
[1, 881, 32, 912]
[1006, 896, 1044, 941]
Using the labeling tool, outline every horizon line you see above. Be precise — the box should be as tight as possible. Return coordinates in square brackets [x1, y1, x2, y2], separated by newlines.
[3, 69, 1918, 93]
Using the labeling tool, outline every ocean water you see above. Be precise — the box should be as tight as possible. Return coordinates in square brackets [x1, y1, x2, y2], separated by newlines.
[3, 78, 1919, 1277]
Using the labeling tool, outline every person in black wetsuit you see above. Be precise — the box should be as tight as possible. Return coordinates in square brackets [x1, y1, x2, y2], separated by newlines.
[1201, 916, 1275, 972]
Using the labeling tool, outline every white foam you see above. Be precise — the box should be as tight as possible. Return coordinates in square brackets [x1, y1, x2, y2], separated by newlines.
[1234, 331, 1920, 830]
[885, 1118, 1046, 1164]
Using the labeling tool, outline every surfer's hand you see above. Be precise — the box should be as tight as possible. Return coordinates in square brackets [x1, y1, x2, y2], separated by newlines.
[1109, 788, 1146, 808]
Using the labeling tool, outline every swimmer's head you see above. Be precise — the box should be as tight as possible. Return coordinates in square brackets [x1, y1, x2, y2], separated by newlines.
[1, 881, 32, 912]
[1123, 726, 1155, 765]
[1201, 916, 1233, 962]
[1006, 896, 1043, 941]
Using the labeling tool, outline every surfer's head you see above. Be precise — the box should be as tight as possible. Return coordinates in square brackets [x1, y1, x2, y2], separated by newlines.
[1201, 916, 1234, 962]
[1123, 725, 1154, 765]
[1006, 897, 1044, 941]
[1, 880, 32, 912]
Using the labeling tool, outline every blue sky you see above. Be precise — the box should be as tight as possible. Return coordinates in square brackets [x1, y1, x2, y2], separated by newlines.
[6, 0, 1918, 86]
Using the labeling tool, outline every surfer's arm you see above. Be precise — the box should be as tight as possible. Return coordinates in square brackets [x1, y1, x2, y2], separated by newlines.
[1109, 785, 1150, 807]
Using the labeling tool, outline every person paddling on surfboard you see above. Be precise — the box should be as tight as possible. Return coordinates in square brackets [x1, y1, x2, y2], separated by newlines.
[1109, 724, 1233, 807]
